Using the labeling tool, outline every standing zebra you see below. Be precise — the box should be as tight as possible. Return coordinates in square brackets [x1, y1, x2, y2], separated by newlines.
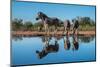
[72, 19, 79, 35]
[63, 20, 71, 36]
[36, 12, 61, 36]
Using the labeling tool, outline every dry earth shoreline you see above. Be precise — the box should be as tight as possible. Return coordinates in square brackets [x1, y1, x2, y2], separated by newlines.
[12, 31, 95, 36]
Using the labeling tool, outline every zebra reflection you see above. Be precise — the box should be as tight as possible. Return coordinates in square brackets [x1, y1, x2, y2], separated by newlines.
[72, 35, 79, 50]
[63, 35, 71, 50]
[36, 36, 59, 59]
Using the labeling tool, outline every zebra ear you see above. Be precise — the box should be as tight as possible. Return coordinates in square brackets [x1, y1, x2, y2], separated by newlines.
[38, 12, 40, 15]
[72, 19, 74, 22]
[38, 12, 42, 15]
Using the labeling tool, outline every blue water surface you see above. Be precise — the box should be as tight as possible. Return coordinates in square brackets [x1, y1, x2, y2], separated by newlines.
[12, 35, 96, 65]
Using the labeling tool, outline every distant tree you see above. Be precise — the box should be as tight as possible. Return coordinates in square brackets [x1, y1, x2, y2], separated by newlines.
[12, 17, 95, 31]
[12, 18, 23, 31]
[24, 21, 33, 31]
[77, 17, 95, 26]
[33, 22, 43, 27]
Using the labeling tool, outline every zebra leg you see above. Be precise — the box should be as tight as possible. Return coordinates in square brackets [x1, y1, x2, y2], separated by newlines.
[54, 26, 57, 36]
[73, 28, 76, 35]
[64, 27, 67, 35]
[46, 24, 48, 35]
[44, 19, 49, 36]
[67, 28, 69, 36]
[47, 24, 50, 36]
[67, 27, 70, 36]
[53, 26, 55, 36]
[44, 23, 47, 35]
[76, 29, 78, 36]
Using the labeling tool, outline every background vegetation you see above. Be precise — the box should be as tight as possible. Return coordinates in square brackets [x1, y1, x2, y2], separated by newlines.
[12, 16, 95, 31]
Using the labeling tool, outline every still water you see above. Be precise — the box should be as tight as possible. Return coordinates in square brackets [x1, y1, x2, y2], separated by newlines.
[12, 35, 96, 66]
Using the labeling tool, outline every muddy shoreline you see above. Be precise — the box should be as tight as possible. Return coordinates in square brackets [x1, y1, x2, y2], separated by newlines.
[12, 31, 95, 37]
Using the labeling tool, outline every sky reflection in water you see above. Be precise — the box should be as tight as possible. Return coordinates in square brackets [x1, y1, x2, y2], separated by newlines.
[12, 35, 96, 66]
